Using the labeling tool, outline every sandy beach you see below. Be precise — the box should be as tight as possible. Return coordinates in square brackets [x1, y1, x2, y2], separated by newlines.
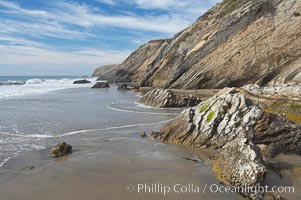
[0, 123, 239, 200]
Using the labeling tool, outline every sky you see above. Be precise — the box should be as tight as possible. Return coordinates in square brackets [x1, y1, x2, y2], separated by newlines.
[0, 0, 221, 76]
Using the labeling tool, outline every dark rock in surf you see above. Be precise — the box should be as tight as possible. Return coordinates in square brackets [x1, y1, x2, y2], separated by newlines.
[73, 79, 91, 84]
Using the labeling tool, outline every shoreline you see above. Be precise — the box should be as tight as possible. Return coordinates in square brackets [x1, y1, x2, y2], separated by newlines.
[0, 121, 239, 200]
[1, 85, 301, 199]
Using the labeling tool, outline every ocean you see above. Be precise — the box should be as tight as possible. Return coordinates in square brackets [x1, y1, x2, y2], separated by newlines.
[0, 76, 239, 200]
[0, 76, 179, 167]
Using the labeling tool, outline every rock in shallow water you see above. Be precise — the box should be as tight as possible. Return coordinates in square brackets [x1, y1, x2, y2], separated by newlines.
[148, 131, 161, 140]
[139, 131, 146, 137]
[49, 141, 72, 158]
[91, 82, 110, 89]
[160, 87, 301, 194]
[73, 79, 91, 84]
[117, 84, 132, 90]
[138, 89, 201, 108]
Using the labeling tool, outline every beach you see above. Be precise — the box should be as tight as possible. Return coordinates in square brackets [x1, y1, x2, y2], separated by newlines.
[0, 79, 237, 200]
[1, 78, 301, 199]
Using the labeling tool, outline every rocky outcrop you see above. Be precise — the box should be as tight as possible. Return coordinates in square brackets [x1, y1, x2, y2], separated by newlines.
[73, 79, 91, 84]
[243, 84, 301, 99]
[93, 0, 301, 89]
[49, 141, 72, 158]
[138, 89, 202, 108]
[160, 87, 301, 191]
[148, 131, 162, 140]
[91, 82, 110, 89]
[117, 84, 131, 90]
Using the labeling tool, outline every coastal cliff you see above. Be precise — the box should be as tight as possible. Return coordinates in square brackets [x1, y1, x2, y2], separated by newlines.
[93, 0, 301, 89]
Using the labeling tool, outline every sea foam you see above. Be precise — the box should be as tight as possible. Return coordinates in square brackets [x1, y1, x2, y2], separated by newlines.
[0, 77, 96, 99]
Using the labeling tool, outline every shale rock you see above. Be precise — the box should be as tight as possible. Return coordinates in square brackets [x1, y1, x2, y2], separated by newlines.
[49, 141, 72, 158]
[148, 131, 161, 140]
[160, 87, 301, 190]
[139, 89, 201, 108]
[117, 84, 131, 90]
[91, 82, 110, 89]
[243, 84, 301, 99]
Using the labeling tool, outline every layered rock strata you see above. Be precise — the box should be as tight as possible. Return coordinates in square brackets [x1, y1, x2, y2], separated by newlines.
[160, 87, 301, 192]
[138, 89, 202, 108]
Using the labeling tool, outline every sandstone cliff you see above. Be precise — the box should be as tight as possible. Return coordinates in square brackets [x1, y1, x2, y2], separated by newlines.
[94, 0, 301, 89]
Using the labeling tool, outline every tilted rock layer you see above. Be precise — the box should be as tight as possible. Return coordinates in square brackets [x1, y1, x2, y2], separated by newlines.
[160, 88, 301, 188]
[94, 0, 301, 89]
[138, 89, 202, 108]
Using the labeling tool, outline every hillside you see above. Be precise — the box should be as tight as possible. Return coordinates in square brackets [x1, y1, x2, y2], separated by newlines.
[93, 0, 301, 89]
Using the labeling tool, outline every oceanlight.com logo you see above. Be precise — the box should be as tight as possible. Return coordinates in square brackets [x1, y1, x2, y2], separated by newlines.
[125, 183, 295, 196]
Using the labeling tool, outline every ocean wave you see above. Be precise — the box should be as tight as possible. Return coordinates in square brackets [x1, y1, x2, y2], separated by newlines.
[0, 80, 25, 86]
[59, 119, 173, 137]
[0, 77, 97, 99]
[0, 119, 172, 168]
[25, 78, 44, 84]
[107, 104, 179, 115]
[0, 131, 46, 168]
[134, 101, 184, 110]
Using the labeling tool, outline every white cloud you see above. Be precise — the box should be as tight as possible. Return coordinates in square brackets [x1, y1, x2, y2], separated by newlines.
[0, 44, 130, 74]
[0, 0, 222, 75]
[0, 0, 201, 35]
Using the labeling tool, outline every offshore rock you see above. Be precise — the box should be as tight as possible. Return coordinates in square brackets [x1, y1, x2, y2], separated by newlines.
[138, 89, 201, 108]
[73, 79, 91, 84]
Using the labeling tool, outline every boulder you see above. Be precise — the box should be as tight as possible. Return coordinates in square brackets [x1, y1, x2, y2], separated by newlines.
[73, 79, 91, 84]
[49, 141, 72, 158]
[160, 87, 301, 194]
[139, 131, 146, 137]
[148, 131, 161, 140]
[91, 82, 110, 89]
[138, 89, 202, 108]
[117, 84, 131, 90]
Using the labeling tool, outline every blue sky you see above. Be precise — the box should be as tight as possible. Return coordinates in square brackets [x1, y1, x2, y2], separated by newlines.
[0, 0, 221, 76]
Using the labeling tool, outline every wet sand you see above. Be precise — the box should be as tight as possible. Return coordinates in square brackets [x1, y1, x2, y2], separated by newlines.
[0, 125, 238, 200]
[1, 86, 301, 200]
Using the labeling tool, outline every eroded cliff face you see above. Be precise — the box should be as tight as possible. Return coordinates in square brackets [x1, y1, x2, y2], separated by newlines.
[94, 0, 301, 89]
